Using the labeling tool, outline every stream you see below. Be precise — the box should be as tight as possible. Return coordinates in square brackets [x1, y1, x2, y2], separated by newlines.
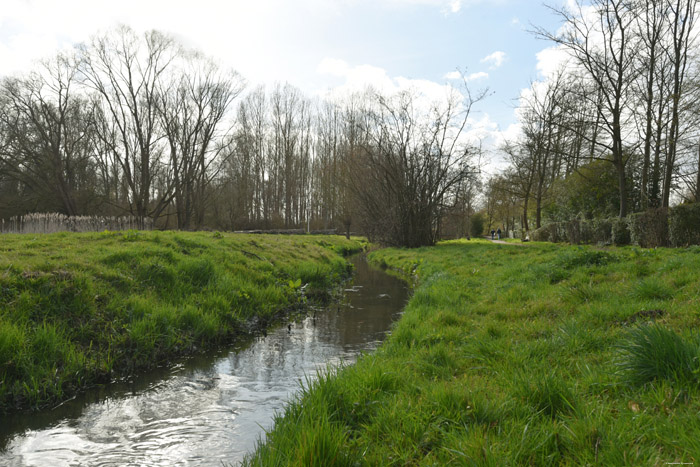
[0, 255, 408, 466]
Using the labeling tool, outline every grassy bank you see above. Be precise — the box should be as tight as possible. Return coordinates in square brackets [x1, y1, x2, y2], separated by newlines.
[244, 239, 700, 465]
[0, 231, 363, 414]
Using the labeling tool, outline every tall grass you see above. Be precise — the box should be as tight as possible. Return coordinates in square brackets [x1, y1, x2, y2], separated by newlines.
[0, 231, 363, 413]
[244, 239, 700, 464]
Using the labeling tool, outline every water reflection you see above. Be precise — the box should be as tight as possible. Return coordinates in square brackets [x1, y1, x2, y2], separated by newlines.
[0, 256, 407, 466]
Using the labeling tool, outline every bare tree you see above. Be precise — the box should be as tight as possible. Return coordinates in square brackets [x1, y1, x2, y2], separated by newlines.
[634, 0, 670, 208]
[538, 0, 638, 217]
[80, 26, 177, 225]
[661, 0, 697, 207]
[349, 85, 485, 247]
[158, 53, 243, 229]
[0, 54, 95, 216]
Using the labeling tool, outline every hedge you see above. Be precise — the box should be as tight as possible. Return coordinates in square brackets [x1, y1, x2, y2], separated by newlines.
[628, 208, 669, 248]
[611, 218, 631, 245]
[528, 202, 699, 248]
[669, 203, 700, 247]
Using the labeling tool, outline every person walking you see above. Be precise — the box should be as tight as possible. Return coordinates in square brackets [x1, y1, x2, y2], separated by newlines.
[490, 229, 495, 240]
[496, 227, 502, 240]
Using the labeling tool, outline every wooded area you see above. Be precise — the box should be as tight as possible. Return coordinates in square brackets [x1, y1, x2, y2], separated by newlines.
[0, 26, 482, 247]
[490, 0, 700, 236]
[2, 1, 699, 247]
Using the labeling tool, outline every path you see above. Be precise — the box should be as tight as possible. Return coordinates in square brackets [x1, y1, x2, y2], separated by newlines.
[486, 237, 529, 246]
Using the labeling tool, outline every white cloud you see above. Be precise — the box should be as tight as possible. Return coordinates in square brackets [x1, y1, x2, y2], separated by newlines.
[382, 0, 463, 14]
[466, 71, 489, 81]
[535, 46, 569, 78]
[480, 51, 506, 69]
[319, 59, 455, 107]
[317, 58, 500, 148]
[444, 70, 488, 81]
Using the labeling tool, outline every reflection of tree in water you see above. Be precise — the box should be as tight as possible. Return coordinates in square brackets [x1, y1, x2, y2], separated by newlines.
[223, 256, 407, 385]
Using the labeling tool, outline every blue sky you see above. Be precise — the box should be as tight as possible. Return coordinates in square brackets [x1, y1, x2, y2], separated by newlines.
[0, 0, 567, 157]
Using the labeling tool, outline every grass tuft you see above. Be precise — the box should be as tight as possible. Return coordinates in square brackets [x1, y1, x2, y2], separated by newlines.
[618, 324, 700, 387]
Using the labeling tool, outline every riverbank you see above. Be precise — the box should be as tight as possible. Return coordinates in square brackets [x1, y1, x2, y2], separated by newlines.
[0, 231, 363, 414]
[244, 239, 700, 465]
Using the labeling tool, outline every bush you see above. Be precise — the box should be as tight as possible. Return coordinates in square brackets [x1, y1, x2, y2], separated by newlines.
[628, 208, 669, 248]
[669, 202, 700, 247]
[611, 218, 630, 245]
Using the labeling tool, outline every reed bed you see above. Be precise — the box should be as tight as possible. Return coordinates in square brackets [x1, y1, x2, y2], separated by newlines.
[1, 213, 153, 234]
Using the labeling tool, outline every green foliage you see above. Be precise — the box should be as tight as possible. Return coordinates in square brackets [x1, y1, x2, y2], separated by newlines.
[669, 202, 700, 247]
[632, 278, 674, 301]
[547, 160, 621, 221]
[122, 229, 140, 242]
[531, 223, 567, 243]
[0, 231, 362, 413]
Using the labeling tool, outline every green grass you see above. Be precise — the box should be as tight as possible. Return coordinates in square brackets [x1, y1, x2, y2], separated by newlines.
[244, 239, 700, 465]
[0, 231, 363, 413]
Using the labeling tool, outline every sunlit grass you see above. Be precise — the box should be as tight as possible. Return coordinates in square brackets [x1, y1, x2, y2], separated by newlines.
[244, 239, 700, 465]
[0, 231, 363, 413]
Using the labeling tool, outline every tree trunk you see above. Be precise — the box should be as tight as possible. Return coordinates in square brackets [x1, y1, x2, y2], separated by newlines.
[696, 143, 700, 201]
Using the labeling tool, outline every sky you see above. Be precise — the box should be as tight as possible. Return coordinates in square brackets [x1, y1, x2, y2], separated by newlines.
[0, 0, 568, 171]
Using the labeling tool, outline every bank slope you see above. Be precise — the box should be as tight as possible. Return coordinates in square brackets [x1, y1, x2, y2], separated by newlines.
[0, 231, 362, 414]
[244, 239, 700, 465]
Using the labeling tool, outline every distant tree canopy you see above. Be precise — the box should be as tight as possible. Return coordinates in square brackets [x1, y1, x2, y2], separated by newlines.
[0, 26, 483, 247]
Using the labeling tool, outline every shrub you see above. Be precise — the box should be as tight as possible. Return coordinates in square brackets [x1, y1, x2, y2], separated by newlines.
[628, 208, 669, 248]
[668, 202, 700, 247]
[611, 218, 631, 245]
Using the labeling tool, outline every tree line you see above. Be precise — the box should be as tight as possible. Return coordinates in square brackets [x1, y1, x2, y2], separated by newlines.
[0, 26, 483, 246]
[491, 0, 700, 234]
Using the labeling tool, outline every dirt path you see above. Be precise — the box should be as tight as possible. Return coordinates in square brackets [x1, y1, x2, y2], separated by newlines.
[487, 238, 528, 246]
